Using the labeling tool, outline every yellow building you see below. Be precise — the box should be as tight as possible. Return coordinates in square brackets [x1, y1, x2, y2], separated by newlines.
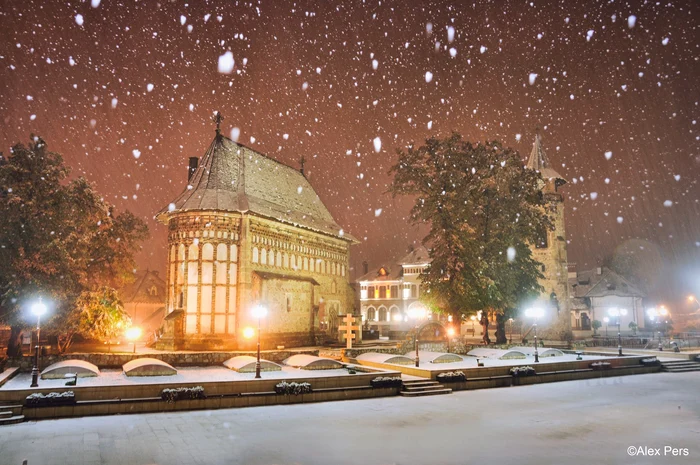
[155, 116, 357, 350]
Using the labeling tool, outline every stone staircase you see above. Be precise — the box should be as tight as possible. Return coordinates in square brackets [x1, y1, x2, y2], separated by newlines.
[400, 379, 452, 397]
[0, 404, 24, 425]
[660, 360, 700, 373]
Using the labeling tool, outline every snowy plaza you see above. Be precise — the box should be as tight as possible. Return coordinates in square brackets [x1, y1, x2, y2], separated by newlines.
[0, 372, 697, 465]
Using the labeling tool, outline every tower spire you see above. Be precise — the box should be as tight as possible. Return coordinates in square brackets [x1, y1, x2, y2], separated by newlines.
[212, 111, 224, 135]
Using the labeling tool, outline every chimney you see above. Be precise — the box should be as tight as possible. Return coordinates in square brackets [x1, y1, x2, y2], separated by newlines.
[188, 157, 199, 182]
[362, 261, 369, 275]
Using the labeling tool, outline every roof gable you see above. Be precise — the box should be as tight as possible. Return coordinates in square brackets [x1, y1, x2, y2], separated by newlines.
[584, 268, 646, 298]
[158, 133, 355, 242]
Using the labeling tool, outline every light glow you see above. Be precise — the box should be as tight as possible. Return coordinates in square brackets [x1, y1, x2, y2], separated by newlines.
[125, 327, 142, 341]
[243, 327, 255, 339]
[525, 307, 544, 319]
[252, 304, 268, 319]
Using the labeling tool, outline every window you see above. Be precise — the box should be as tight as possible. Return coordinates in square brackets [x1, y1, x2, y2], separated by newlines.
[411, 284, 418, 298]
[379, 286, 386, 299]
[390, 286, 398, 299]
[367, 307, 376, 321]
[149, 286, 158, 297]
[252, 247, 259, 263]
[286, 294, 292, 312]
[378, 307, 387, 322]
[368, 286, 375, 299]
[331, 281, 337, 294]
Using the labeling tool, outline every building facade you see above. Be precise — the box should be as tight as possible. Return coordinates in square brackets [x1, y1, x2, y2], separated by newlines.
[569, 267, 647, 337]
[120, 270, 166, 340]
[526, 133, 572, 340]
[156, 118, 357, 350]
[358, 247, 443, 338]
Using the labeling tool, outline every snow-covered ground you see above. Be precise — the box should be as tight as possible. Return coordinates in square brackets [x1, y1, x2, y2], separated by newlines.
[391, 352, 611, 370]
[1, 372, 697, 465]
[1, 366, 373, 391]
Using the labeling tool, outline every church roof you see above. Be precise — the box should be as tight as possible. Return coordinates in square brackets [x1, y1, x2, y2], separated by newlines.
[157, 132, 355, 242]
[527, 133, 567, 184]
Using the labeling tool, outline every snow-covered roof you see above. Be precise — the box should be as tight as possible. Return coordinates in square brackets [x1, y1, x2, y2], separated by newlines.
[406, 351, 463, 364]
[283, 354, 344, 370]
[467, 348, 527, 360]
[356, 352, 415, 365]
[510, 346, 564, 357]
[357, 246, 432, 282]
[123, 358, 177, 377]
[527, 133, 566, 184]
[41, 360, 100, 379]
[157, 132, 356, 242]
[223, 355, 282, 373]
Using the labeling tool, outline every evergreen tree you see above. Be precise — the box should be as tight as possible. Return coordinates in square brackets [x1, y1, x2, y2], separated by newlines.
[389, 133, 552, 343]
[0, 136, 148, 354]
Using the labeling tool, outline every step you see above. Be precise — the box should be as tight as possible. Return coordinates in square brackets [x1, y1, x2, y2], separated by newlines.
[403, 384, 447, 392]
[402, 380, 440, 387]
[0, 415, 25, 426]
[0, 405, 23, 416]
[663, 367, 700, 373]
[661, 361, 700, 366]
[0, 411, 13, 418]
[399, 388, 452, 397]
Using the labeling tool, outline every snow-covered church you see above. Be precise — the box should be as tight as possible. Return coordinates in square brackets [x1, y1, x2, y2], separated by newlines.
[155, 113, 357, 350]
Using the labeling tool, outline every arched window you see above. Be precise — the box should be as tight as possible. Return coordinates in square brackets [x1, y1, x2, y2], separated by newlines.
[188, 243, 199, 261]
[216, 243, 227, 261]
[261, 248, 267, 265]
[202, 243, 214, 261]
[378, 306, 387, 322]
[367, 307, 376, 321]
[276, 251, 281, 267]
[331, 281, 337, 294]
[252, 247, 259, 263]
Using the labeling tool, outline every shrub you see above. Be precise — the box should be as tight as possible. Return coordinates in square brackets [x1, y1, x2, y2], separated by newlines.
[25, 391, 76, 406]
[370, 376, 403, 388]
[161, 386, 205, 403]
[510, 366, 536, 377]
[436, 371, 466, 382]
[274, 381, 312, 395]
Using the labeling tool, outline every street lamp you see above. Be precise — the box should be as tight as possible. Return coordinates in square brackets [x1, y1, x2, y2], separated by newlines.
[603, 317, 609, 338]
[508, 318, 514, 344]
[251, 304, 268, 379]
[688, 295, 699, 308]
[125, 326, 142, 354]
[470, 315, 476, 336]
[647, 306, 670, 351]
[30, 298, 48, 388]
[525, 307, 544, 363]
[607, 308, 628, 356]
[446, 326, 455, 353]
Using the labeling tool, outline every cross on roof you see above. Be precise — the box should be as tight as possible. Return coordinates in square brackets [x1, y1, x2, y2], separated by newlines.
[212, 111, 224, 135]
[338, 313, 360, 349]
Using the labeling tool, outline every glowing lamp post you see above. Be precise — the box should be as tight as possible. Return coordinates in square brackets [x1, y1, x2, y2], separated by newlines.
[648, 306, 669, 351]
[508, 318, 514, 344]
[607, 308, 628, 356]
[126, 327, 142, 354]
[251, 304, 268, 379]
[688, 295, 699, 308]
[408, 305, 427, 367]
[446, 326, 455, 353]
[525, 307, 544, 363]
[470, 315, 476, 336]
[30, 298, 48, 388]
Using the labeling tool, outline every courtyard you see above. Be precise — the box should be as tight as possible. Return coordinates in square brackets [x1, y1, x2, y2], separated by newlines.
[0, 372, 697, 465]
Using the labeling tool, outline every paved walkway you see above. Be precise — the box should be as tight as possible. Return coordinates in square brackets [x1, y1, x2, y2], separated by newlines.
[1, 372, 698, 465]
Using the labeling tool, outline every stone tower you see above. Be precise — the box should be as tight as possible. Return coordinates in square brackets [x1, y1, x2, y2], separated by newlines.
[527, 132, 571, 340]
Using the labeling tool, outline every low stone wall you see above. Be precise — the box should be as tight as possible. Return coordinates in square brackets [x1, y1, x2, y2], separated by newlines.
[22, 386, 401, 420]
[7, 349, 319, 372]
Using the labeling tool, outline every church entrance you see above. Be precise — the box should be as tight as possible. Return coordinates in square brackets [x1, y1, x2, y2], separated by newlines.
[581, 313, 591, 330]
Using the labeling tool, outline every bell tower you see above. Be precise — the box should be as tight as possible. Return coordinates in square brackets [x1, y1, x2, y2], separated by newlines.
[527, 131, 571, 340]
